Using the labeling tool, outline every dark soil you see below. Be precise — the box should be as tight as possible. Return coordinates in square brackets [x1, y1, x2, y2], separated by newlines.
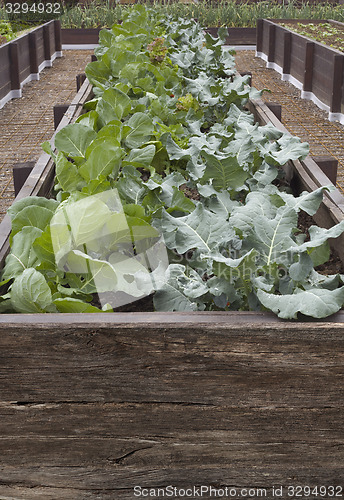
[180, 183, 200, 201]
[298, 210, 344, 274]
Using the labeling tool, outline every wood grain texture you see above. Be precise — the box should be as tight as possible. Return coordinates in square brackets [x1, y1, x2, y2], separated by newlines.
[0, 317, 343, 497]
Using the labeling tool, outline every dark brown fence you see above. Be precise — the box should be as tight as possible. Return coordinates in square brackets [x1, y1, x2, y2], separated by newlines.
[0, 20, 62, 109]
[256, 19, 344, 119]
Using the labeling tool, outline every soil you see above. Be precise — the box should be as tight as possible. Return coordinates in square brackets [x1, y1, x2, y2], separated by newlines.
[298, 210, 344, 275]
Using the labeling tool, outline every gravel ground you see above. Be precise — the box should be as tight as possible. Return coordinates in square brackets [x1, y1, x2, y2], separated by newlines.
[235, 50, 344, 195]
[0, 49, 93, 220]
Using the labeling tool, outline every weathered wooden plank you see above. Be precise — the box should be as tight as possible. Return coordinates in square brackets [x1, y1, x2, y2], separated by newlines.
[0, 465, 341, 499]
[268, 24, 275, 63]
[303, 41, 314, 92]
[0, 313, 341, 495]
[331, 54, 344, 113]
[0, 403, 342, 494]
[9, 42, 20, 92]
[0, 319, 343, 405]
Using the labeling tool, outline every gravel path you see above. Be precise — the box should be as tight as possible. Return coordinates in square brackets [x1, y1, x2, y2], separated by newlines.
[235, 50, 344, 195]
[0, 49, 93, 220]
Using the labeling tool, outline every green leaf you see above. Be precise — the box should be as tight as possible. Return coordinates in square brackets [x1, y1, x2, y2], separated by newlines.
[287, 220, 344, 253]
[8, 196, 59, 221]
[33, 226, 56, 271]
[201, 151, 248, 191]
[123, 204, 147, 220]
[65, 250, 118, 294]
[11, 268, 52, 313]
[124, 112, 154, 149]
[289, 252, 313, 282]
[116, 166, 147, 205]
[257, 287, 344, 319]
[2, 227, 42, 280]
[79, 137, 124, 181]
[153, 264, 207, 311]
[75, 110, 99, 131]
[277, 186, 328, 216]
[54, 297, 106, 313]
[55, 124, 97, 159]
[169, 186, 196, 213]
[55, 152, 86, 193]
[108, 251, 155, 297]
[265, 134, 309, 165]
[9, 197, 59, 241]
[153, 204, 229, 254]
[51, 195, 120, 255]
[123, 144, 156, 168]
[85, 60, 111, 87]
[96, 87, 132, 124]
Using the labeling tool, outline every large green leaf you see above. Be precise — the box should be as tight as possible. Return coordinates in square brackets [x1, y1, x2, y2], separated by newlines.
[54, 297, 111, 313]
[153, 204, 230, 254]
[153, 264, 207, 311]
[96, 87, 132, 124]
[201, 151, 248, 191]
[85, 60, 111, 87]
[2, 227, 42, 280]
[115, 166, 148, 205]
[123, 144, 156, 169]
[55, 124, 97, 159]
[124, 112, 154, 149]
[144, 172, 195, 213]
[8, 196, 59, 221]
[265, 134, 309, 166]
[64, 250, 118, 293]
[11, 268, 52, 313]
[79, 137, 124, 181]
[55, 152, 86, 193]
[9, 197, 59, 241]
[33, 226, 56, 271]
[257, 287, 344, 319]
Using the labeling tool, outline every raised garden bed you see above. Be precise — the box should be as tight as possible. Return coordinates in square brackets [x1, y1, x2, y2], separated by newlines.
[0, 8, 344, 495]
[2, 7, 344, 318]
[280, 20, 344, 52]
[256, 18, 344, 123]
[0, 19, 62, 109]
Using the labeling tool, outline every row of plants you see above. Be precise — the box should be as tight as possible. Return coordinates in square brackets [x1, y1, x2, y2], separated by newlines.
[1, 4, 344, 318]
[59, 0, 344, 29]
[0, 20, 15, 44]
[2, 0, 344, 29]
[0, 18, 40, 45]
[280, 21, 344, 52]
